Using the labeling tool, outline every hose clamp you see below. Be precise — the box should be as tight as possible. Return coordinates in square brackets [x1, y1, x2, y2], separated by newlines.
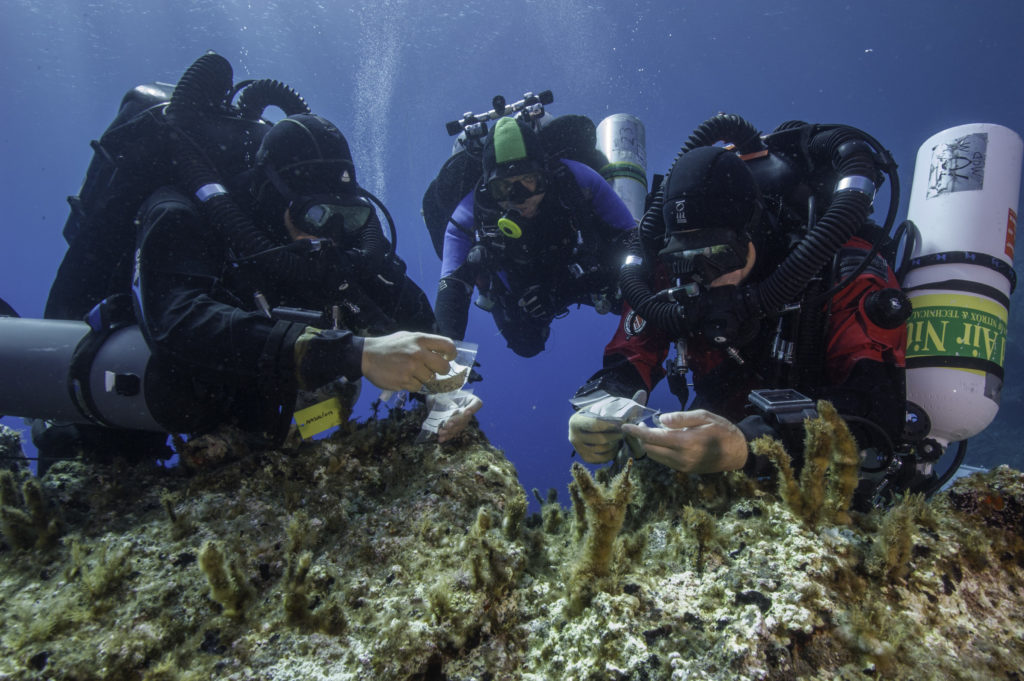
[622, 254, 644, 268]
[195, 183, 228, 203]
[835, 175, 875, 198]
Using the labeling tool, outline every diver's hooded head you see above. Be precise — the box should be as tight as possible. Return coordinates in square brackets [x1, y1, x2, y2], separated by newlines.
[657, 146, 763, 284]
[252, 114, 371, 240]
[481, 117, 549, 203]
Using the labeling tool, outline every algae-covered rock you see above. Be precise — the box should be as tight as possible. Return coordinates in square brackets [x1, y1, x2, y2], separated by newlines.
[1, 407, 1023, 680]
[1, 424, 28, 473]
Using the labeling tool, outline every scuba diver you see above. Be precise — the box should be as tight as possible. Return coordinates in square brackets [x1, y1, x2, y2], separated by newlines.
[6, 53, 477, 472]
[568, 113, 924, 508]
[131, 110, 449, 434]
[434, 112, 637, 358]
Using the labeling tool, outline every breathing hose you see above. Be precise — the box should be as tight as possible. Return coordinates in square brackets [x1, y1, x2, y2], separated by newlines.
[166, 53, 290, 262]
[620, 113, 886, 342]
[234, 79, 309, 120]
[165, 52, 389, 287]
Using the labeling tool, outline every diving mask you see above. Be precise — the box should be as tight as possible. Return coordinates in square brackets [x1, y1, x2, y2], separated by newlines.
[658, 226, 750, 285]
[290, 194, 373, 241]
[488, 172, 546, 203]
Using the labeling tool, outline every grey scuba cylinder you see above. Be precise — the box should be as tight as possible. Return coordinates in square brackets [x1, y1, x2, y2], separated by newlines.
[596, 113, 648, 223]
[0, 317, 164, 431]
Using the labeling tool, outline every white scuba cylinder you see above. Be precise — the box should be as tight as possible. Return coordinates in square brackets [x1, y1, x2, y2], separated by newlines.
[596, 114, 648, 222]
[904, 123, 1022, 447]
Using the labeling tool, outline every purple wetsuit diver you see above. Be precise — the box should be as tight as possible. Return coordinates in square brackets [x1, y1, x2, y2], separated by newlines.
[435, 118, 635, 358]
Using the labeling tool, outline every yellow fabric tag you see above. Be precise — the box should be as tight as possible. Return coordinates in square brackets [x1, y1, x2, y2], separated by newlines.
[294, 397, 344, 439]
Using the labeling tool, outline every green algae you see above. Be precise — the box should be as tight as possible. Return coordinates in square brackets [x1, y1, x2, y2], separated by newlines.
[0, 406, 1022, 680]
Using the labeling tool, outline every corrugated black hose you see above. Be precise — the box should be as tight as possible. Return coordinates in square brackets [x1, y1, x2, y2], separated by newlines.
[621, 117, 882, 339]
[621, 113, 767, 337]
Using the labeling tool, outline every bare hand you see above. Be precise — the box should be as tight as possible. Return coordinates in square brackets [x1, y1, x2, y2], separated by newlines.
[620, 409, 748, 474]
[361, 332, 457, 392]
[437, 394, 483, 443]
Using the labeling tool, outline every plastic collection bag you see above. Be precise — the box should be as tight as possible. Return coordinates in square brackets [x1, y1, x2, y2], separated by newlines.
[420, 341, 478, 395]
[570, 389, 660, 461]
[416, 389, 479, 443]
[378, 340, 479, 403]
[569, 389, 659, 428]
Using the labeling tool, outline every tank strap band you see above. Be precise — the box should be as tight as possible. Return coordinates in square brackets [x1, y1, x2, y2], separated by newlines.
[904, 251, 1017, 293]
[68, 332, 115, 427]
[67, 295, 140, 428]
[600, 161, 647, 186]
[906, 354, 1004, 381]
[903, 278, 1011, 310]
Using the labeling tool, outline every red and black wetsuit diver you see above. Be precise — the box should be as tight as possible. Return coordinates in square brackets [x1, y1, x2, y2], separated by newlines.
[570, 114, 920, 509]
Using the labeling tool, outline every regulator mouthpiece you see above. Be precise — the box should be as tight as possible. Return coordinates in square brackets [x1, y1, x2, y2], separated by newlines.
[497, 213, 523, 239]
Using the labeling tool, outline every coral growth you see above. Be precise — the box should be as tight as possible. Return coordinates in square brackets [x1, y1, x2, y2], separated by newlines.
[0, 406, 1022, 680]
[753, 400, 861, 526]
[0, 470, 62, 550]
[0, 424, 25, 472]
[199, 539, 252, 618]
[570, 458, 633, 580]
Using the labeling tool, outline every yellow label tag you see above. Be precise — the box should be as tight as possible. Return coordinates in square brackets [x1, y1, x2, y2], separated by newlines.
[294, 397, 344, 439]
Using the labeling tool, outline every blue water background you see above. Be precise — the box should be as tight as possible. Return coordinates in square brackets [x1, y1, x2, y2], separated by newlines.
[2, 0, 1023, 508]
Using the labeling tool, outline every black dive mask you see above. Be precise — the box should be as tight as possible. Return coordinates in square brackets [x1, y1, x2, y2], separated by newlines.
[488, 172, 547, 203]
[658, 227, 750, 285]
[288, 194, 373, 241]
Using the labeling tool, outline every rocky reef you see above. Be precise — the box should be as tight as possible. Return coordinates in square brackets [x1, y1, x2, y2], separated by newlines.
[0, 410, 1022, 680]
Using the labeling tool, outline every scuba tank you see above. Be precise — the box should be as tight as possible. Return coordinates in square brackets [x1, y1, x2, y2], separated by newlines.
[596, 113, 648, 223]
[903, 123, 1022, 448]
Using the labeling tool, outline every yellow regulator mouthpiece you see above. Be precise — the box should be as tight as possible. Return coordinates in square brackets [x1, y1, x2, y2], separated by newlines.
[497, 216, 523, 239]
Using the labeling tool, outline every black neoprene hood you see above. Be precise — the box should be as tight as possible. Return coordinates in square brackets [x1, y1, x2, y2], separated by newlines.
[256, 114, 357, 196]
[661, 146, 761, 238]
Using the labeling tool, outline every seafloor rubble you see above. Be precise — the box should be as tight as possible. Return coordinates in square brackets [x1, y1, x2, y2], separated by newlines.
[0, 410, 1022, 681]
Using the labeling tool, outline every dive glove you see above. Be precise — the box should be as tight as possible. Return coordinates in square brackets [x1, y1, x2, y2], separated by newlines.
[568, 389, 649, 463]
[293, 327, 364, 390]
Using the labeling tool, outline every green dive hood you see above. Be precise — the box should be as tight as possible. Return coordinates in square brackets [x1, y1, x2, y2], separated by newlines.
[482, 117, 546, 183]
